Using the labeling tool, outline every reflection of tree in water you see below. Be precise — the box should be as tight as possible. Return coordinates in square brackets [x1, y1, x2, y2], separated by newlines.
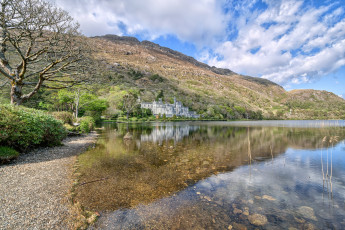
[75, 124, 345, 211]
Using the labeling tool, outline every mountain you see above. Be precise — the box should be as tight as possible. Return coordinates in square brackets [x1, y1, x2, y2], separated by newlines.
[90, 34, 345, 120]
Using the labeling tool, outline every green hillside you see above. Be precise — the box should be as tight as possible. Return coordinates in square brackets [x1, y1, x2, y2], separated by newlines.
[1, 34, 344, 120]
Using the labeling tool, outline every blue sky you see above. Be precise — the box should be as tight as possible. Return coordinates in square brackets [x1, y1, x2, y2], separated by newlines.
[50, 0, 345, 98]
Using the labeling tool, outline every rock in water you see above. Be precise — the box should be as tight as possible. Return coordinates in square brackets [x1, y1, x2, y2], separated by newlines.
[297, 206, 317, 221]
[248, 214, 268, 226]
[233, 208, 242, 214]
[262, 195, 276, 201]
[123, 132, 133, 140]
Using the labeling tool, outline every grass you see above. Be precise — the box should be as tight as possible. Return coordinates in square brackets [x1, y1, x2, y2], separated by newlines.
[0, 146, 19, 163]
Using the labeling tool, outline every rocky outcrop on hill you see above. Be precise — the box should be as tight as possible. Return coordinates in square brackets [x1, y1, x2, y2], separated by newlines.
[95, 34, 235, 76]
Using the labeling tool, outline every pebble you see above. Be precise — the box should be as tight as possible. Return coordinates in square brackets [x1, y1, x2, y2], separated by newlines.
[297, 206, 317, 221]
[262, 195, 276, 201]
[231, 222, 247, 230]
[203, 196, 212, 202]
[0, 133, 98, 229]
[248, 213, 268, 226]
[233, 208, 242, 214]
[243, 207, 249, 216]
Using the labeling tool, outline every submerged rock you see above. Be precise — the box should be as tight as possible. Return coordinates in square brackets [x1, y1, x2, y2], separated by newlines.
[305, 223, 315, 230]
[297, 206, 317, 221]
[248, 213, 268, 226]
[262, 195, 276, 201]
[203, 196, 212, 202]
[123, 132, 133, 140]
[231, 222, 247, 230]
[243, 207, 249, 216]
[233, 208, 242, 214]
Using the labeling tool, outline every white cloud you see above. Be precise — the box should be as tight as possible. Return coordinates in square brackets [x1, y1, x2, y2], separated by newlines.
[48, 0, 345, 87]
[49, 0, 229, 46]
[207, 0, 345, 86]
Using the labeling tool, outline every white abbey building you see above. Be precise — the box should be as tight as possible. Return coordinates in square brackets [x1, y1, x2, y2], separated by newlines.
[140, 97, 199, 118]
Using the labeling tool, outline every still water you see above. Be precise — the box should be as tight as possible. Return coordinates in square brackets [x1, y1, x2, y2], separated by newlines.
[76, 121, 345, 229]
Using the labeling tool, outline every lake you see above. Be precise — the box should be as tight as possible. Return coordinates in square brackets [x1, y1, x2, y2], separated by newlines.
[75, 121, 345, 229]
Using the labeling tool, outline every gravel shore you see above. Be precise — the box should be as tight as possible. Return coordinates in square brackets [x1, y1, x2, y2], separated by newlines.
[0, 132, 98, 229]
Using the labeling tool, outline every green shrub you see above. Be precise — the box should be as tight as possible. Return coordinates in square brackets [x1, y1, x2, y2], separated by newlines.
[129, 117, 138, 122]
[0, 104, 67, 151]
[117, 116, 128, 122]
[148, 116, 157, 121]
[64, 123, 78, 132]
[51, 111, 74, 125]
[79, 116, 95, 133]
[0, 146, 19, 163]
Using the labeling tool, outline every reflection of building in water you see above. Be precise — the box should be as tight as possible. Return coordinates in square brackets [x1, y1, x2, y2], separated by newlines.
[141, 125, 199, 144]
[140, 97, 199, 118]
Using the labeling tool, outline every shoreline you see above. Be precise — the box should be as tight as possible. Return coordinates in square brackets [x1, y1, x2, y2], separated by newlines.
[0, 132, 98, 229]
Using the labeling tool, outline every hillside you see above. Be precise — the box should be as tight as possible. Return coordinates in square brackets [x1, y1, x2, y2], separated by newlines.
[1, 33, 343, 120]
[88, 34, 345, 119]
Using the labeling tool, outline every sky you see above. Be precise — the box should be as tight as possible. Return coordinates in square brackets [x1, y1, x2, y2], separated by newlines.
[49, 0, 345, 98]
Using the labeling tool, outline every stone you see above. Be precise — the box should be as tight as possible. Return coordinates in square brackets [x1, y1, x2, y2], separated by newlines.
[305, 223, 315, 230]
[203, 196, 212, 202]
[297, 206, 317, 221]
[248, 199, 254, 204]
[233, 208, 242, 214]
[262, 195, 276, 201]
[202, 160, 210, 165]
[123, 132, 133, 140]
[254, 196, 261, 200]
[243, 207, 249, 216]
[294, 217, 305, 224]
[248, 214, 268, 226]
[228, 225, 233, 230]
[231, 222, 247, 230]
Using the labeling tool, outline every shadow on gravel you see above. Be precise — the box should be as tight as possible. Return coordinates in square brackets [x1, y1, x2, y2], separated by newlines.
[0, 133, 98, 167]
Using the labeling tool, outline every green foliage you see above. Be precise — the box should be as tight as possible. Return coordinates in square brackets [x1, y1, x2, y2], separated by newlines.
[156, 90, 164, 101]
[51, 111, 74, 125]
[0, 146, 19, 163]
[79, 93, 108, 122]
[0, 104, 67, 152]
[58, 89, 75, 104]
[129, 117, 138, 122]
[128, 69, 144, 80]
[117, 116, 128, 122]
[79, 116, 95, 133]
[64, 123, 78, 132]
[234, 106, 246, 116]
[149, 74, 164, 82]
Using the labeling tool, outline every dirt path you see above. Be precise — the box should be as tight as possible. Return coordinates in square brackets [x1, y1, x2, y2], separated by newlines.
[0, 132, 98, 229]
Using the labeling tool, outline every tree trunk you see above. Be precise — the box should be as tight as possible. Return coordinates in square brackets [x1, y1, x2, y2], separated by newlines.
[75, 89, 80, 119]
[10, 83, 23, 105]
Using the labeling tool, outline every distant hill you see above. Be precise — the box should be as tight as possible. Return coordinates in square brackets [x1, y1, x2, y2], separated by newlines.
[87, 34, 345, 119]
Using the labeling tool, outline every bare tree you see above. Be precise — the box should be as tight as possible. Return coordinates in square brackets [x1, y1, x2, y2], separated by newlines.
[0, 0, 89, 105]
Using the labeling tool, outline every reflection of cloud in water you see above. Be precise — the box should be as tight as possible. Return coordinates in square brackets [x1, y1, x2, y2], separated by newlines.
[203, 142, 345, 218]
[227, 120, 345, 128]
[95, 142, 345, 229]
[140, 125, 200, 144]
